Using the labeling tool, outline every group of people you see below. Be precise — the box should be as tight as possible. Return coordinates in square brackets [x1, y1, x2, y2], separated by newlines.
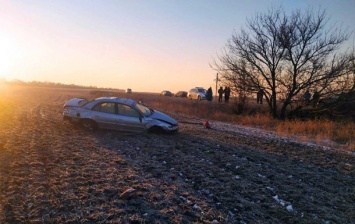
[216, 86, 265, 104]
[218, 86, 231, 103]
[304, 90, 320, 107]
[206, 86, 321, 107]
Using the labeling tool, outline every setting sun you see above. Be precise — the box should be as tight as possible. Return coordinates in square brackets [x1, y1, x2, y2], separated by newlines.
[0, 34, 21, 79]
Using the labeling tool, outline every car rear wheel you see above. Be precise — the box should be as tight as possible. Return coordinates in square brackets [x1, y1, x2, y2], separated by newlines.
[81, 119, 97, 131]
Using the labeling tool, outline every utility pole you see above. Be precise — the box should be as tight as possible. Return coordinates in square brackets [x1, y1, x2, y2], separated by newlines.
[215, 73, 219, 97]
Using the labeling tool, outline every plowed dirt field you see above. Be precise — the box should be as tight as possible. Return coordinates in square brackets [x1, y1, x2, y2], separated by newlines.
[0, 86, 354, 223]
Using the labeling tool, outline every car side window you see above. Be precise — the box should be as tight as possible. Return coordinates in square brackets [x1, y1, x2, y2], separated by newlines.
[117, 104, 139, 118]
[92, 102, 116, 114]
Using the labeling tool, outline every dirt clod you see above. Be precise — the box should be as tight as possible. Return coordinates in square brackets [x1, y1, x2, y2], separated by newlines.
[119, 188, 137, 200]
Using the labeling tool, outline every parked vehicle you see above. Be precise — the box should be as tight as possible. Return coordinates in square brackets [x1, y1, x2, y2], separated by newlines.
[174, 91, 188, 98]
[188, 87, 207, 100]
[126, 88, 132, 93]
[160, 90, 173, 97]
[63, 97, 179, 133]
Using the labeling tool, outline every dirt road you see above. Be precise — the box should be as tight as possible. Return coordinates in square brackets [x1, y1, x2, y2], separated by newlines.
[0, 87, 354, 223]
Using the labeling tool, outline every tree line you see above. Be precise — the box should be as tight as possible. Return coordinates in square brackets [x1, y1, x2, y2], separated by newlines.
[2, 79, 124, 91]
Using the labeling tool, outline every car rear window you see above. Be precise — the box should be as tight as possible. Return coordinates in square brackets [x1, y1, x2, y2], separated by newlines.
[78, 99, 88, 106]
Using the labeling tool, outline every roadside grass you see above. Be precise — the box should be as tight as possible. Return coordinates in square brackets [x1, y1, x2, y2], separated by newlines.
[117, 92, 354, 151]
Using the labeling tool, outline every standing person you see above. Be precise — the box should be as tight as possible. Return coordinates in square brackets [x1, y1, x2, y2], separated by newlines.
[257, 88, 264, 104]
[312, 90, 320, 107]
[224, 87, 231, 103]
[218, 86, 224, 103]
[304, 90, 311, 104]
[206, 87, 213, 102]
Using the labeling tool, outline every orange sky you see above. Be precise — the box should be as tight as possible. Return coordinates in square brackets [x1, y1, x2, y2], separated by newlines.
[0, 1, 354, 93]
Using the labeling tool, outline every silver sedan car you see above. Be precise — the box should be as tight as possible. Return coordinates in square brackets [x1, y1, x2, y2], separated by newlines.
[63, 97, 179, 133]
[188, 87, 207, 100]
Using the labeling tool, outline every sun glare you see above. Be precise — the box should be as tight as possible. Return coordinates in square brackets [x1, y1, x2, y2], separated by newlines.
[0, 34, 21, 79]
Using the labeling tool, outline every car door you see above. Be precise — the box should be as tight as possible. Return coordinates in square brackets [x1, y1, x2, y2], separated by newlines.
[91, 102, 118, 130]
[117, 104, 146, 132]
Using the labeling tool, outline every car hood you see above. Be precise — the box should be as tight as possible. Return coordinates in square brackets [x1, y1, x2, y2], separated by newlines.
[150, 110, 177, 125]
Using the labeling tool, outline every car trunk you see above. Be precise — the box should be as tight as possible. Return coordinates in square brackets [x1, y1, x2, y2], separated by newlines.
[63, 98, 88, 108]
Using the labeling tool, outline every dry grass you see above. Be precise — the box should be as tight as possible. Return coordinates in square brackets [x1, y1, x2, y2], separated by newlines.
[222, 110, 354, 150]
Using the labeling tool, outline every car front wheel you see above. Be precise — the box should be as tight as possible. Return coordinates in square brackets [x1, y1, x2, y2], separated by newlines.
[148, 126, 164, 134]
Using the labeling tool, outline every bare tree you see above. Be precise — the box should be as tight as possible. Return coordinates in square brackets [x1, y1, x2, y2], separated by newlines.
[213, 7, 353, 119]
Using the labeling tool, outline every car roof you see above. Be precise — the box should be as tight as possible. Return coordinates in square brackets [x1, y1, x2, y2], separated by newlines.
[94, 97, 136, 106]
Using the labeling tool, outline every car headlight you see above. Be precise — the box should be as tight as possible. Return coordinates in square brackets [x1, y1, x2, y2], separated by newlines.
[167, 124, 178, 130]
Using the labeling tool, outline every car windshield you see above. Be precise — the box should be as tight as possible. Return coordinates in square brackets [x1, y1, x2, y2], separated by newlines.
[197, 88, 206, 93]
[135, 102, 153, 117]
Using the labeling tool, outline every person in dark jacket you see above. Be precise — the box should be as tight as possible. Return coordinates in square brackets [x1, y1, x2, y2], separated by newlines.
[312, 91, 320, 107]
[206, 87, 213, 102]
[218, 87, 224, 103]
[304, 90, 311, 104]
[257, 88, 264, 104]
[224, 87, 231, 103]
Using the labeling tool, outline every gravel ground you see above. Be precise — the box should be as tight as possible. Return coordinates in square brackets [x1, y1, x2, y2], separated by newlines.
[0, 87, 354, 223]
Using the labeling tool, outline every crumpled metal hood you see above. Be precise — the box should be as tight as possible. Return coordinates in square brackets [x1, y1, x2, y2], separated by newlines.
[150, 110, 178, 125]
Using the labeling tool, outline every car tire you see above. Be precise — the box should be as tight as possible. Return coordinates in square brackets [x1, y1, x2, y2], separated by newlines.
[148, 126, 164, 134]
[81, 119, 97, 131]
